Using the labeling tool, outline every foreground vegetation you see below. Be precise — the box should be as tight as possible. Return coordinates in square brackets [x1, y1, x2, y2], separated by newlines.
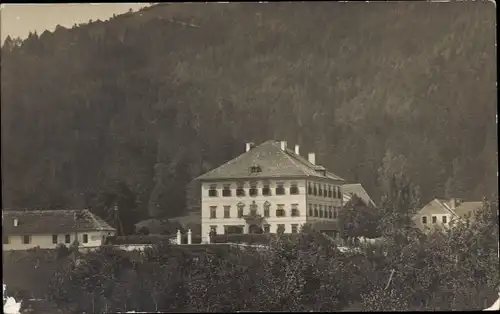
[38, 200, 499, 313]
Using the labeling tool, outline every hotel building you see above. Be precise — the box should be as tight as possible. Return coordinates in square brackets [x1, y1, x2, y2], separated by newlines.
[196, 140, 346, 241]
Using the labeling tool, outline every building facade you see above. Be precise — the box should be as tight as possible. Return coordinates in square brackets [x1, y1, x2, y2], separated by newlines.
[196, 140, 345, 241]
[2, 209, 116, 251]
[412, 198, 483, 231]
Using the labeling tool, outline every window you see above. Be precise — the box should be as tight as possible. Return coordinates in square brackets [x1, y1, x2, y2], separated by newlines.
[249, 182, 258, 197]
[308, 204, 313, 217]
[82, 234, 88, 244]
[333, 207, 338, 219]
[237, 203, 244, 218]
[224, 206, 231, 218]
[336, 186, 341, 199]
[225, 225, 244, 234]
[263, 224, 270, 233]
[52, 234, 58, 244]
[3, 235, 9, 244]
[262, 183, 271, 196]
[22, 235, 31, 244]
[249, 202, 258, 216]
[290, 183, 299, 195]
[291, 204, 300, 217]
[264, 202, 270, 217]
[328, 206, 333, 219]
[208, 185, 218, 197]
[65, 234, 71, 244]
[308, 183, 313, 195]
[291, 224, 299, 234]
[328, 186, 333, 198]
[250, 165, 262, 173]
[276, 183, 285, 195]
[422, 216, 427, 224]
[236, 183, 246, 197]
[222, 185, 232, 197]
[318, 185, 323, 196]
[432, 216, 437, 224]
[442, 215, 447, 224]
[277, 224, 285, 234]
[314, 204, 319, 217]
[276, 205, 286, 217]
[210, 206, 217, 219]
[319, 205, 324, 218]
[210, 225, 218, 234]
[313, 184, 318, 196]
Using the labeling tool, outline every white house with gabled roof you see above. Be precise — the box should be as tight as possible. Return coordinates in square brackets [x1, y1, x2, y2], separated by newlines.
[195, 140, 347, 242]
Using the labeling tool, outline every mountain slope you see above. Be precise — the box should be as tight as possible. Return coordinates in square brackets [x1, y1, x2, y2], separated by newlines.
[1, 2, 496, 216]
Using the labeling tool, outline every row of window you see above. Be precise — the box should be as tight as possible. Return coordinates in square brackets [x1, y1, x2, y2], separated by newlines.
[208, 204, 339, 219]
[3, 234, 89, 245]
[209, 204, 300, 219]
[208, 182, 298, 197]
[308, 183, 342, 199]
[210, 224, 299, 234]
[308, 204, 338, 219]
[208, 182, 342, 199]
[422, 215, 448, 224]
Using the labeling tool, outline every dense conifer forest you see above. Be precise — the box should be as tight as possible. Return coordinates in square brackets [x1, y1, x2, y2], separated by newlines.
[1, 2, 496, 218]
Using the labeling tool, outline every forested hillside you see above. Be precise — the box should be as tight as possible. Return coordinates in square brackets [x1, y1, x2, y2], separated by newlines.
[1, 2, 496, 218]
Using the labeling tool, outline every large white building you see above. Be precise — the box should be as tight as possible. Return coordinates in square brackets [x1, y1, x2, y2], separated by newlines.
[196, 140, 346, 241]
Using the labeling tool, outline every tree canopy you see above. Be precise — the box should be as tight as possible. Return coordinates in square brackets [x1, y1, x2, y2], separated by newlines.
[45, 199, 499, 312]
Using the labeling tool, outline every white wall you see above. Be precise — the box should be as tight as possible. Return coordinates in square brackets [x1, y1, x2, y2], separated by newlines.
[305, 179, 343, 233]
[3, 230, 116, 251]
[201, 179, 308, 238]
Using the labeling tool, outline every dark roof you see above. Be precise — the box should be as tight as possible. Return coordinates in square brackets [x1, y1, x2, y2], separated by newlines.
[196, 140, 345, 182]
[2, 209, 116, 235]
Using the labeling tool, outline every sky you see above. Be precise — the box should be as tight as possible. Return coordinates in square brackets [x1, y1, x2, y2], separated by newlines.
[0, 3, 152, 43]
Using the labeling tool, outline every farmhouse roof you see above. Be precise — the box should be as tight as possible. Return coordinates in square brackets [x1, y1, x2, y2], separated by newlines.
[2, 209, 115, 235]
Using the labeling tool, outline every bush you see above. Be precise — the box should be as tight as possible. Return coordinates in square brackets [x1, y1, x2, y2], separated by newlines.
[55, 244, 71, 259]
[210, 233, 302, 245]
[111, 235, 173, 245]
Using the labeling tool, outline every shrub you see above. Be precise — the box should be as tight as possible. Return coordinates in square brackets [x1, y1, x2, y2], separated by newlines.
[55, 244, 71, 259]
[211, 233, 274, 244]
[110, 235, 173, 245]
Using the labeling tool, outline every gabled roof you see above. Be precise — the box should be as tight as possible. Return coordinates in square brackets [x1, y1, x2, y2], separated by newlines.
[2, 209, 116, 235]
[342, 183, 376, 207]
[427, 199, 483, 218]
[195, 140, 345, 182]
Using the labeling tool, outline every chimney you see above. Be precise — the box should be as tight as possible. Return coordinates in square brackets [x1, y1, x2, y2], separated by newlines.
[13, 218, 18, 227]
[308, 153, 316, 165]
[449, 198, 456, 209]
[245, 142, 252, 152]
[280, 141, 287, 151]
[294, 144, 300, 155]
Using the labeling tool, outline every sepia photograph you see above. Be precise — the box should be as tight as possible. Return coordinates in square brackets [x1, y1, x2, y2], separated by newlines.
[1, 1, 498, 313]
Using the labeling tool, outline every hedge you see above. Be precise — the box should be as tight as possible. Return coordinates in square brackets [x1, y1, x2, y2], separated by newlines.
[109, 235, 174, 245]
[108, 234, 202, 245]
[210, 233, 301, 244]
